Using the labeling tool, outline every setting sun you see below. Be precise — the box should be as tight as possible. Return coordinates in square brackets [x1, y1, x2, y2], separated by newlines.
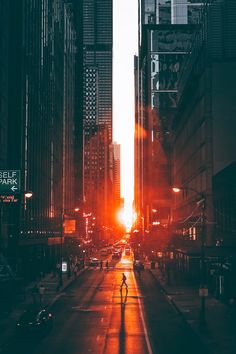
[118, 203, 137, 232]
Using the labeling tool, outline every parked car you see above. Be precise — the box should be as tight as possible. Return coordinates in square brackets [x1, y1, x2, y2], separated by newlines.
[112, 251, 121, 259]
[125, 248, 131, 256]
[89, 258, 100, 266]
[16, 308, 53, 336]
[0, 264, 14, 282]
[133, 260, 144, 271]
[100, 249, 108, 256]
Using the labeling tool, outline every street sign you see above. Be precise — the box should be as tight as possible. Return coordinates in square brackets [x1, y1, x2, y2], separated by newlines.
[199, 287, 208, 297]
[0, 195, 19, 203]
[0, 170, 21, 194]
[62, 261, 68, 273]
[64, 219, 76, 234]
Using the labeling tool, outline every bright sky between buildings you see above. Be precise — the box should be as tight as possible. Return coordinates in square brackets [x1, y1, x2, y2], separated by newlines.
[113, 0, 138, 227]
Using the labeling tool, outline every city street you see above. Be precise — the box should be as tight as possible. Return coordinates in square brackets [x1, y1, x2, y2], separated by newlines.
[1, 254, 208, 354]
[1, 2, 236, 353]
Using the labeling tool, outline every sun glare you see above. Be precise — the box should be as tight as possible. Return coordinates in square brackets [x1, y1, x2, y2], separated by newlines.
[119, 202, 137, 232]
[113, 0, 138, 222]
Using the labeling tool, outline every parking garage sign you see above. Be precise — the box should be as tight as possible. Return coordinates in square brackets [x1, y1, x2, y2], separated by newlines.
[0, 170, 21, 194]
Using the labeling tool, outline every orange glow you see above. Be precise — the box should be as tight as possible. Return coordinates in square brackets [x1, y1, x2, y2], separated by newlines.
[63, 219, 76, 234]
[118, 203, 136, 232]
[135, 123, 147, 139]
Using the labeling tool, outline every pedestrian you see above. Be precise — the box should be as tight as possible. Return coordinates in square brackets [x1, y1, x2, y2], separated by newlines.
[106, 260, 109, 270]
[137, 265, 141, 278]
[56, 262, 61, 277]
[120, 273, 128, 290]
[100, 259, 103, 270]
[39, 284, 45, 305]
[31, 284, 39, 305]
[73, 264, 78, 278]
[77, 261, 81, 271]
[81, 259, 85, 268]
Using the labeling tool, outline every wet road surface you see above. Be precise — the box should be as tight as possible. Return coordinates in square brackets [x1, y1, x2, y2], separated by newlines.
[1, 254, 208, 354]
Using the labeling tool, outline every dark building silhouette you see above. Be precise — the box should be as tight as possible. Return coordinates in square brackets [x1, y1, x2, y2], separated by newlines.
[0, 1, 10, 250]
[82, 0, 113, 233]
[136, 0, 236, 300]
[135, 0, 199, 238]
[1, 0, 79, 280]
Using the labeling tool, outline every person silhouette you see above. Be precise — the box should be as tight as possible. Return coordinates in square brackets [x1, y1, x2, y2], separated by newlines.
[120, 273, 128, 290]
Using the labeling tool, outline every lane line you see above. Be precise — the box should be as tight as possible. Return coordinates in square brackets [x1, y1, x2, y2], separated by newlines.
[132, 272, 154, 354]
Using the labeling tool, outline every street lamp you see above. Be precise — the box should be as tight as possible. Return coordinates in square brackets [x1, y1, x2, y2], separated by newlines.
[59, 210, 64, 287]
[172, 186, 207, 327]
[24, 191, 33, 210]
[59, 207, 81, 287]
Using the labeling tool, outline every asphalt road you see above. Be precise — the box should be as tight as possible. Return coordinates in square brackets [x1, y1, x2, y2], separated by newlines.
[2, 255, 209, 354]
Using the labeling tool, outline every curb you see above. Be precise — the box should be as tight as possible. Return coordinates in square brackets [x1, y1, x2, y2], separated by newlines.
[148, 269, 214, 353]
[148, 269, 194, 325]
[0, 267, 87, 351]
[47, 267, 87, 308]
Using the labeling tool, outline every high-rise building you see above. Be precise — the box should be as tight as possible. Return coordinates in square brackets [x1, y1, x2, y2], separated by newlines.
[83, 0, 113, 139]
[0, 1, 9, 251]
[83, 125, 111, 232]
[2, 0, 78, 279]
[171, 0, 236, 247]
[73, 1, 84, 205]
[136, 0, 200, 238]
[111, 143, 121, 208]
[82, 0, 113, 228]
[169, 0, 236, 300]
[109, 142, 121, 215]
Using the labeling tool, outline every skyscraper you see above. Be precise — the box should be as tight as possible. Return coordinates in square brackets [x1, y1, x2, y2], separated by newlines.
[0, 1, 9, 250]
[83, 0, 113, 139]
[82, 0, 113, 228]
[3, 0, 77, 279]
[135, 0, 200, 235]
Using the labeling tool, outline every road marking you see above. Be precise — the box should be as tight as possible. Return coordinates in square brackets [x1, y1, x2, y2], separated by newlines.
[72, 306, 93, 312]
[133, 272, 153, 354]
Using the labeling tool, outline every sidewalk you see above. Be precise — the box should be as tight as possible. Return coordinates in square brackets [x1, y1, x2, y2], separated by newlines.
[149, 265, 236, 354]
[0, 268, 86, 350]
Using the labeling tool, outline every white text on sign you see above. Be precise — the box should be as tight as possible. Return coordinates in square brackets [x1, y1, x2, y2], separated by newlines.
[0, 171, 18, 179]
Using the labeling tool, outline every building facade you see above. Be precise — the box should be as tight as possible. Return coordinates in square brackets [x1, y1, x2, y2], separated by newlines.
[109, 142, 121, 232]
[0, 1, 10, 250]
[170, 0, 236, 300]
[82, 0, 113, 230]
[1, 0, 79, 280]
[135, 0, 201, 239]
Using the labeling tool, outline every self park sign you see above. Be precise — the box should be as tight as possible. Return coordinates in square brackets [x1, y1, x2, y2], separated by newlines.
[0, 170, 21, 194]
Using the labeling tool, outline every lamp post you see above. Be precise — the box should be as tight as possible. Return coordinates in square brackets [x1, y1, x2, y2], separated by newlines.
[141, 216, 144, 238]
[59, 210, 64, 287]
[59, 207, 80, 287]
[22, 191, 33, 235]
[172, 186, 207, 327]
[24, 191, 33, 210]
